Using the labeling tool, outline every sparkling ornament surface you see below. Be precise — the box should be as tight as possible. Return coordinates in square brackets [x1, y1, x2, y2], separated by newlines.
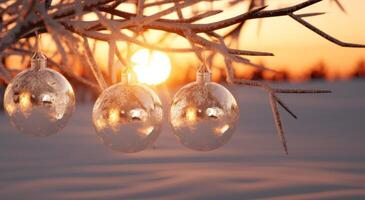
[3, 52, 75, 137]
[170, 71, 239, 151]
[92, 81, 163, 153]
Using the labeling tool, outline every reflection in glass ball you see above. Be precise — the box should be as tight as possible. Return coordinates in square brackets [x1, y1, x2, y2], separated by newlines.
[92, 83, 163, 153]
[3, 68, 75, 137]
[170, 81, 239, 151]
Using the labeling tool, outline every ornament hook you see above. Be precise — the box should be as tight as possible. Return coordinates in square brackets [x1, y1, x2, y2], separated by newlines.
[31, 30, 47, 70]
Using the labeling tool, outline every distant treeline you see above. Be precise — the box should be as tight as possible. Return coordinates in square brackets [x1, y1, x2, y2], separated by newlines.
[238, 59, 365, 82]
[197, 59, 365, 83]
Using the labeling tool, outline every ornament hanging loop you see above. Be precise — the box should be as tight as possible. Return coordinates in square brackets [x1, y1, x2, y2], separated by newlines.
[31, 31, 47, 71]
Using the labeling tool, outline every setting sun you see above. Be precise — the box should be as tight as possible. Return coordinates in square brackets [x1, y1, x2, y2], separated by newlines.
[131, 49, 171, 85]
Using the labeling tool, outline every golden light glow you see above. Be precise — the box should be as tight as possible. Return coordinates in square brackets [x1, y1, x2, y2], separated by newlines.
[186, 107, 197, 122]
[95, 119, 107, 131]
[19, 92, 31, 113]
[138, 126, 154, 136]
[108, 108, 120, 127]
[214, 124, 230, 136]
[5, 103, 15, 116]
[131, 49, 171, 85]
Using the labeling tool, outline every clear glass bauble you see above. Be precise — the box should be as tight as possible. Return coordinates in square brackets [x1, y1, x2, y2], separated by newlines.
[3, 52, 75, 137]
[92, 82, 163, 153]
[170, 72, 239, 151]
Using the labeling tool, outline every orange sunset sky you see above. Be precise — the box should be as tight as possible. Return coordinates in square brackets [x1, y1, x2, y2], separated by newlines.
[111, 0, 365, 81]
[176, 0, 365, 79]
[237, 0, 365, 78]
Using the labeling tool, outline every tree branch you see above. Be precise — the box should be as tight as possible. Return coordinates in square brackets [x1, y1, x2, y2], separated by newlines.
[289, 13, 365, 48]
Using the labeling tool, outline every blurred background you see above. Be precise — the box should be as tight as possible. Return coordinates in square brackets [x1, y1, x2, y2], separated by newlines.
[1, 1, 365, 199]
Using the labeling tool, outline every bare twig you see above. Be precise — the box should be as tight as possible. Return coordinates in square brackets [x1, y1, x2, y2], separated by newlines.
[289, 13, 365, 48]
[108, 40, 116, 84]
[269, 93, 288, 155]
[233, 78, 331, 153]
[82, 37, 108, 90]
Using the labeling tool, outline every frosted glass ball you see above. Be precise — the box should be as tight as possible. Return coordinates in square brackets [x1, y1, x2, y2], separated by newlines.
[3, 68, 75, 137]
[92, 83, 163, 153]
[170, 81, 239, 151]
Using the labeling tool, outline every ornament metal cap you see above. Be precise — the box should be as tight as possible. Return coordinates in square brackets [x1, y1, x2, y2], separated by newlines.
[31, 51, 47, 70]
[120, 67, 132, 84]
[196, 64, 211, 83]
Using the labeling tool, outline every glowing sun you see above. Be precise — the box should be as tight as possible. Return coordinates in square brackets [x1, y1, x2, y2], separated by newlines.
[131, 49, 171, 85]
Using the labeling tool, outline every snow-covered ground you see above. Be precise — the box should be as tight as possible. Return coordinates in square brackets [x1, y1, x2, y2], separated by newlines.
[0, 80, 364, 200]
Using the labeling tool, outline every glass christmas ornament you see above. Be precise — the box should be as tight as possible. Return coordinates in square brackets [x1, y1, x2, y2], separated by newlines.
[170, 66, 239, 151]
[92, 73, 163, 153]
[3, 51, 75, 137]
